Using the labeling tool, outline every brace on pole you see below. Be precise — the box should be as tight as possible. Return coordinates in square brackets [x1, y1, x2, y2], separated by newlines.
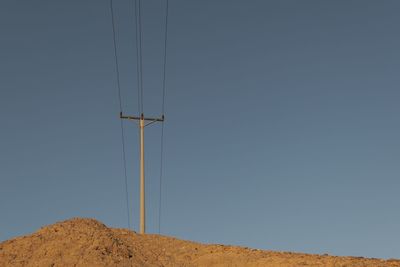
[120, 112, 164, 234]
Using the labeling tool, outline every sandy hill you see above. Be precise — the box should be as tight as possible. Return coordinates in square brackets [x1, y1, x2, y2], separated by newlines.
[0, 218, 399, 267]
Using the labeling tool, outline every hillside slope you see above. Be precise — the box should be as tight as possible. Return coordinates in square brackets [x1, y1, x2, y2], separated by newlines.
[1, 218, 399, 266]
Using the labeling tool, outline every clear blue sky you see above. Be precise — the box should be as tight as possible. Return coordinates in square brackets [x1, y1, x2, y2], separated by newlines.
[1, 0, 400, 259]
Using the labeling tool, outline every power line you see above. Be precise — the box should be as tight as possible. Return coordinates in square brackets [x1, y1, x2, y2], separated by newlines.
[161, 0, 169, 115]
[112, 0, 169, 234]
[158, 0, 169, 234]
[134, 0, 144, 114]
[134, 0, 141, 114]
[139, 0, 144, 114]
[158, 122, 165, 234]
[110, 0, 131, 230]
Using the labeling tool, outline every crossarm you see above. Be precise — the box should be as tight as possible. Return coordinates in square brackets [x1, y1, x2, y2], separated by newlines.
[120, 112, 165, 122]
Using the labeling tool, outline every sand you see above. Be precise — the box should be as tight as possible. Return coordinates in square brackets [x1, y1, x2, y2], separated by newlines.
[0, 218, 399, 267]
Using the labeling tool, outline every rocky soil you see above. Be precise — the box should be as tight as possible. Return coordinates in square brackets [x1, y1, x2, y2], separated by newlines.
[1, 218, 399, 267]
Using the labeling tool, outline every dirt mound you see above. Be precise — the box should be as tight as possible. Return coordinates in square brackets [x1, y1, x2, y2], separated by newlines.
[1, 218, 399, 267]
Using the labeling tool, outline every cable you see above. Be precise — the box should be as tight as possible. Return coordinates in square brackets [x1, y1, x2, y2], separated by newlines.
[134, 0, 144, 114]
[161, 0, 169, 115]
[158, 0, 169, 234]
[134, 0, 141, 114]
[119, 120, 131, 230]
[139, 0, 144, 114]
[110, 0, 131, 230]
[158, 122, 165, 234]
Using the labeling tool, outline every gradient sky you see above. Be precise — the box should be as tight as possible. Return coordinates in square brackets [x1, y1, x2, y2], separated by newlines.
[1, 0, 400, 259]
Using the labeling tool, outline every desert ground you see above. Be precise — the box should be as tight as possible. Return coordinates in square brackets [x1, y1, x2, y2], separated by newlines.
[1, 218, 399, 267]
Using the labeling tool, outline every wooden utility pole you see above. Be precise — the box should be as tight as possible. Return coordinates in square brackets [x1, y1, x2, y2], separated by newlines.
[120, 112, 164, 234]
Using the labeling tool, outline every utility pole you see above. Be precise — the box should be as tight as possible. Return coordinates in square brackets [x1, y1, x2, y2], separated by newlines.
[120, 112, 164, 234]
